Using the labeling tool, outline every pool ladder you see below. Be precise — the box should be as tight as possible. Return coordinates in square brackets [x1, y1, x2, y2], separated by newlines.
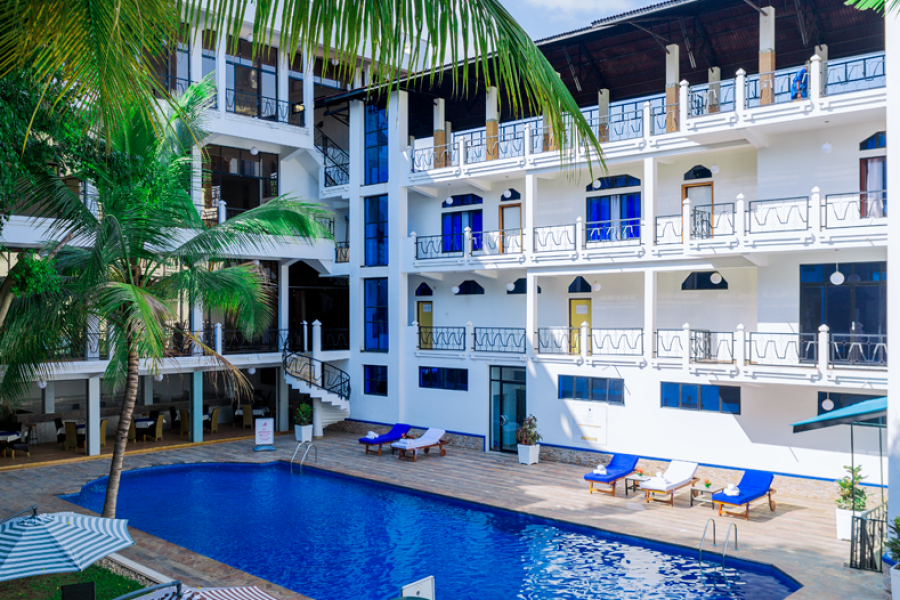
[290, 442, 317, 473]
[698, 518, 738, 587]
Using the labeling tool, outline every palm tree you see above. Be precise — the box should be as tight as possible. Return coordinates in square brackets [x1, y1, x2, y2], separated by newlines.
[0, 79, 332, 518]
[0, 0, 600, 159]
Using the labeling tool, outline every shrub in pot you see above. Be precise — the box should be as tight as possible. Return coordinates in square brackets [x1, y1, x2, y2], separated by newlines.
[516, 415, 542, 465]
[834, 465, 868, 541]
[885, 516, 900, 599]
[294, 404, 313, 443]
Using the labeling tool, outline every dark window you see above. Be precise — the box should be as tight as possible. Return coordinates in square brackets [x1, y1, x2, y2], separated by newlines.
[364, 105, 389, 185]
[660, 382, 741, 414]
[201, 31, 216, 82]
[415, 283, 433, 296]
[456, 280, 484, 295]
[682, 271, 728, 290]
[419, 367, 468, 391]
[443, 194, 483, 208]
[203, 144, 278, 215]
[799, 262, 886, 337]
[364, 278, 389, 351]
[859, 132, 886, 150]
[225, 37, 278, 111]
[286, 52, 305, 126]
[501, 188, 521, 201]
[506, 278, 541, 295]
[364, 195, 388, 266]
[586, 194, 641, 241]
[441, 210, 482, 252]
[559, 376, 625, 404]
[364, 365, 388, 396]
[568, 276, 592, 294]
[685, 165, 713, 180]
[584, 175, 641, 191]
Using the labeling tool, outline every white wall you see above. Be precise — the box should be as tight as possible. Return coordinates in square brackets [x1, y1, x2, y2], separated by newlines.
[657, 148, 757, 216]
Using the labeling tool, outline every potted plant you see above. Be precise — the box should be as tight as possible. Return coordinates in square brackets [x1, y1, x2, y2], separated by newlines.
[516, 415, 542, 465]
[884, 516, 900, 598]
[294, 404, 313, 443]
[703, 478, 712, 489]
[834, 465, 868, 541]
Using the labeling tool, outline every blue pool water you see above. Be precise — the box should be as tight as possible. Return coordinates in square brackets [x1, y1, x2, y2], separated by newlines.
[63, 463, 799, 600]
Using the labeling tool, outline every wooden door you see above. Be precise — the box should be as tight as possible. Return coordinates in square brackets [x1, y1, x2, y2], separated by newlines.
[568, 298, 592, 355]
[417, 301, 433, 349]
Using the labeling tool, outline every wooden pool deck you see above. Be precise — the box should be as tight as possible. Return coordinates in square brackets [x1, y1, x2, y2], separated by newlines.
[0, 431, 882, 600]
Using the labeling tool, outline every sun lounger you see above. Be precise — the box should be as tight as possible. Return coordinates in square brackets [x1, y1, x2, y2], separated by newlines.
[640, 460, 699, 506]
[390, 428, 448, 461]
[583, 453, 640, 497]
[712, 470, 776, 520]
[358, 423, 412, 456]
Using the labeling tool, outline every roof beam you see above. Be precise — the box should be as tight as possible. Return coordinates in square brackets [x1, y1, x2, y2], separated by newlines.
[577, 42, 607, 91]
[628, 22, 672, 54]
[793, 0, 824, 48]
[742, 0, 767, 15]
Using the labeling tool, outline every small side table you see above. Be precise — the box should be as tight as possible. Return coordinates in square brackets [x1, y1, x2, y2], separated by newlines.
[624, 475, 651, 496]
[691, 485, 724, 508]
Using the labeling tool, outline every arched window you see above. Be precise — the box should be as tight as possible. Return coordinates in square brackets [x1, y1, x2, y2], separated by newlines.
[507, 278, 541, 294]
[681, 272, 728, 290]
[859, 132, 886, 151]
[684, 165, 712, 180]
[585, 175, 641, 191]
[501, 188, 521, 201]
[415, 283, 433, 296]
[568, 276, 592, 293]
[456, 280, 485, 295]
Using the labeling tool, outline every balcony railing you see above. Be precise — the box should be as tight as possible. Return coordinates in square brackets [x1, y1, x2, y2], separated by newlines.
[533, 224, 576, 253]
[747, 197, 809, 234]
[824, 190, 887, 229]
[335, 242, 350, 263]
[591, 328, 643, 356]
[650, 103, 679, 135]
[472, 228, 524, 256]
[655, 329, 684, 359]
[691, 203, 735, 239]
[222, 329, 282, 354]
[225, 89, 304, 127]
[473, 327, 526, 353]
[417, 326, 466, 351]
[747, 332, 817, 366]
[537, 327, 578, 355]
[322, 328, 349, 351]
[415, 234, 464, 260]
[689, 330, 734, 364]
[584, 218, 640, 247]
[412, 143, 459, 172]
[606, 109, 643, 141]
[655, 215, 683, 245]
[826, 53, 885, 96]
[829, 333, 887, 368]
[689, 79, 737, 116]
[745, 69, 798, 107]
[152, 75, 191, 98]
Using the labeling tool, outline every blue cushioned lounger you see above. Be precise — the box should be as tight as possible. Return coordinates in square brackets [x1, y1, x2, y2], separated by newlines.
[711, 470, 776, 520]
[359, 424, 411, 456]
[583, 454, 640, 497]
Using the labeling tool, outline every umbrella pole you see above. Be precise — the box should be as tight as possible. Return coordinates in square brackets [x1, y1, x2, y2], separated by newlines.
[850, 423, 856, 511]
[0, 505, 37, 526]
[879, 424, 885, 507]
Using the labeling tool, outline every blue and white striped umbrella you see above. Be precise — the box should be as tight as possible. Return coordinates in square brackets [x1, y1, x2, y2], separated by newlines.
[0, 511, 134, 581]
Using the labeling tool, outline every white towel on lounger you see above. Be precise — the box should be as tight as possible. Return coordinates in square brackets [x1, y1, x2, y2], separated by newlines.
[593, 465, 607, 475]
[366, 431, 378, 439]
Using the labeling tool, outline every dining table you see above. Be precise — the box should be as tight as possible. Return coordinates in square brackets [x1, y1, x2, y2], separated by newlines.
[0, 431, 20, 443]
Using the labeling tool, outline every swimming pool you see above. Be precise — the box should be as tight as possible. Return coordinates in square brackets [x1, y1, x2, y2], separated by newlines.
[63, 463, 799, 600]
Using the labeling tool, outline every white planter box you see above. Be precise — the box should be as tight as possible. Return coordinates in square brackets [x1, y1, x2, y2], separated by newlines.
[295, 424, 313, 443]
[891, 564, 900, 599]
[518, 444, 540, 465]
[835, 507, 863, 541]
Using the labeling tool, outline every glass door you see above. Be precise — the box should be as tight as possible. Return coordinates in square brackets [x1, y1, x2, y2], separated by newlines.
[490, 366, 526, 453]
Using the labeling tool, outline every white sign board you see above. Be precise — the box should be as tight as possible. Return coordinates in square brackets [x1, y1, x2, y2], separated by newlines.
[567, 401, 607, 446]
[255, 417, 275, 446]
[575, 304, 589, 314]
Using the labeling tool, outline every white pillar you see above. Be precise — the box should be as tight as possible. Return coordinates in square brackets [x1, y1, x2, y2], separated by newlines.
[643, 157, 657, 248]
[463, 226, 472, 261]
[597, 89, 610, 142]
[190, 371, 203, 443]
[189, 27, 202, 84]
[303, 56, 316, 125]
[681, 323, 691, 369]
[809, 55, 823, 101]
[708, 67, 721, 113]
[312, 398, 324, 437]
[735, 193, 746, 240]
[678, 80, 688, 132]
[643, 270, 657, 363]
[814, 45, 828, 98]
[817, 324, 830, 374]
[215, 29, 227, 114]
[300, 320, 308, 352]
[86, 377, 101, 456]
[42, 381, 56, 414]
[580, 321, 590, 359]
[214, 322, 223, 354]
[575, 216, 584, 252]
[143, 376, 154, 405]
[277, 48, 289, 105]
[526, 273, 539, 356]
[735, 324, 746, 367]
[279, 261, 290, 350]
[735, 69, 747, 112]
[311, 320, 322, 357]
[642, 102, 652, 141]
[190, 303, 204, 356]
[524, 173, 537, 254]
[681, 196, 692, 252]
[665, 44, 680, 132]
[759, 7, 777, 105]
[810, 186, 822, 233]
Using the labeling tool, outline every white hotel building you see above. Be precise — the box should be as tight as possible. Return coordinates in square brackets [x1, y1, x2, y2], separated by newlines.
[0, 0, 895, 497]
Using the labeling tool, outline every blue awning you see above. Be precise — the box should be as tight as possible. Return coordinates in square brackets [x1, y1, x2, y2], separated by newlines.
[792, 397, 886, 433]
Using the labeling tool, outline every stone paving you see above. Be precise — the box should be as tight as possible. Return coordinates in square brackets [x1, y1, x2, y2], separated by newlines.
[0, 431, 883, 600]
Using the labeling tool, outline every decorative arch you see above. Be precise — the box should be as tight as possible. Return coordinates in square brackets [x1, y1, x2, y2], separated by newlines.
[568, 276, 592, 294]
[415, 283, 433, 296]
[860, 132, 886, 151]
[457, 280, 485, 295]
[684, 165, 713, 180]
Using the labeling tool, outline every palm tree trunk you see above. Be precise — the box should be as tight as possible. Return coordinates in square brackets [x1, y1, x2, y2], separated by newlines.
[101, 346, 140, 519]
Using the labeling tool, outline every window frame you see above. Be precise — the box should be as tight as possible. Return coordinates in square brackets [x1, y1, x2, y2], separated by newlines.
[363, 365, 388, 396]
[364, 195, 389, 266]
[558, 375, 625, 405]
[364, 278, 389, 352]
[364, 104, 389, 185]
[419, 366, 469, 391]
[659, 382, 741, 414]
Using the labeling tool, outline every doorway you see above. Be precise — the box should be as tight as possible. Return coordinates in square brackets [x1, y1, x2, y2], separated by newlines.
[500, 204, 522, 253]
[683, 182, 714, 239]
[417, 301, 433, 349]
[568, 298, 592, 355]
[490, 366, 526, 453]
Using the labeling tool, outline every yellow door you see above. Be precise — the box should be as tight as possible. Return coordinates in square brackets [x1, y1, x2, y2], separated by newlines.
[417, 301, 433, 349]
[568, 299, 592, 355]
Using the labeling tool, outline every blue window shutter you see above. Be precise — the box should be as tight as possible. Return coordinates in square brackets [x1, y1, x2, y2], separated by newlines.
[471, 210, 483, 251]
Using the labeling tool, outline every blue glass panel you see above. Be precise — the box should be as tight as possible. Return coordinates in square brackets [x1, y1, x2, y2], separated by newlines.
[661, 382, 680, 408]
[680, 385, 699, 409]
[720, 387, 741, 414]
[558, 376, 574, 399]
[573, 377, 590, 400]
[700, 386, 720, 412]
[607, 379, 624, 405]
[590, 378, 608, 401]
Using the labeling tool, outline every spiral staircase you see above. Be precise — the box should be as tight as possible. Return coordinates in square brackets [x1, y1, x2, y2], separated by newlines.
[282, 348, 350, 431]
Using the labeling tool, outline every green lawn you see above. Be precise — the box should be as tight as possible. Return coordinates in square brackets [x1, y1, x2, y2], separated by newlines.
[0, 565, 144, 600]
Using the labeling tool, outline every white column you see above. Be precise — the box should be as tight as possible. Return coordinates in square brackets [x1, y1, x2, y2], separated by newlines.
[190, 304, 204, 355]
[279, 261, 290, 350]
[303, 56, 316, 124]
[311, 320, 322, 357]
[580, 321, 590, 360]
[809, 55, 823, 101]
[190, 371, 203, 443]
[708, 67, 721, 113]
[312, 398, 324, 437]
[814, 45, 828, 98]
[526, 273, 538, 357]
[42, 381, 56, 414]
[596, 89, 610, 142]
[214, 323, 223, 354]
[277, 367, 289, 432]
[886, 5, 900, 523]
[643, 157, 657, 248]
[642, 102, 652, 140]
[735, 324, 746, 367]
[143, 376, 154, 405]
[189, 26, 202, 84]
[681, 196, 692, 253]
[810, 186, 822, 233]
[665, 44, 680, 133]
[643, 270, 657, 363]
[215, 29, 227, 114]
[277, 48, 289, 106]
[575, 216, 584, 253]
[735, 69, 747, 112]
[681, 323, 691, 369]
[735, 193, 746, 241]
[464, 226, 472, 261]
[678, 80, 689, 132]
[524, 173, 537, 255]
[86, 377, 101, 456]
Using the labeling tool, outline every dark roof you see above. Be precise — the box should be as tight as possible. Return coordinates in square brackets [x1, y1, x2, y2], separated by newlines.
[318, 0, 884, 138]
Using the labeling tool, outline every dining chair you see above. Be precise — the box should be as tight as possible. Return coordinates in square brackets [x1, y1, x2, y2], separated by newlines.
[205, 407, 220, 434]
[242, 404, 254, 429]
[64, 422, 78, 452]
[179, 409, 190, 436]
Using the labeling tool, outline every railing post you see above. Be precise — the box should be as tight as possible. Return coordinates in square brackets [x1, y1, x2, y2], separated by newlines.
[458, 138, 467, 166]
[412, 320, 420, 349]
[467, 321, 474, 352]
[312, 320, 322, 359]
[810, 186, 822, 233]
[300, 320, 308, 353]
[642, 102, 652, 140]
[464, 226, 472, 261]
[678, 80, 689, 132]
[524, 123, 534, 158]
[818, 324, 830, 372]
[217, 200, 226, 224]
[735, 193, 746, 241]
[681, 323, 691, 368]
[735, 69, 747, 113]
[410, 231, 417, 261]
[735, 324, 745, 367]
[581, 321, 590, 360]
[682, 196, 692, 252]
[214, 322, 223, 355]
[809, 54, 822, 101]
[575, 216, 584, 252]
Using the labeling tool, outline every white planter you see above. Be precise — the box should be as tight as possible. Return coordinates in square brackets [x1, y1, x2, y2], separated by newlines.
[295, 424, 313, 443]
[517, 444, 540, 465]
[891, 564, 900, 599]
[835, 507, 863, 541]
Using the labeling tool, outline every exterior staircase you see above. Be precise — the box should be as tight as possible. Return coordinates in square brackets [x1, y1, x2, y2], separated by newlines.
[283, 350, 350, 432]
[314, 127, 350, 188]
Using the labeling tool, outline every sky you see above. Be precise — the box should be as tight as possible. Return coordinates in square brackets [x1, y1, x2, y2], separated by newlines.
[501, 0, 660, 41]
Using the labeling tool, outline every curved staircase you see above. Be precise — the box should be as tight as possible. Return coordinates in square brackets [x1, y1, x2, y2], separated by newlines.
[283, 350, 350, 430]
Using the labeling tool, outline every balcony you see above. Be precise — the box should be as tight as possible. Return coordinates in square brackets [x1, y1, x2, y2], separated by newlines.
[225, 89, 305, 127]
[537, 327, 643, 357]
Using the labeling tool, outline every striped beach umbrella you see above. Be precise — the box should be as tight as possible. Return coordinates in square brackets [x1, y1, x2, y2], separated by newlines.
[0, 508, 134, 581]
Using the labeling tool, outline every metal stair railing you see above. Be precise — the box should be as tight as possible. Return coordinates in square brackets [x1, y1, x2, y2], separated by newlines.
[698, 519, 739, 588]
[290, 442, 317, 473]
[314, 127, 350, 187]
[283, 351, 351, 400]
